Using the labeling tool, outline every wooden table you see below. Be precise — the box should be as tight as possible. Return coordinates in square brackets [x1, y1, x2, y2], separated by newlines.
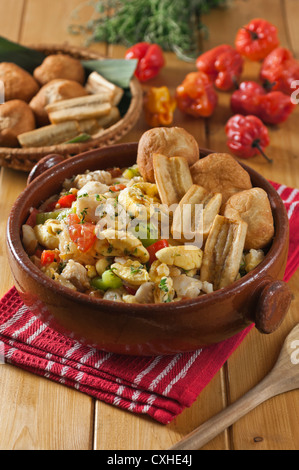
[0, 0, 299, 451]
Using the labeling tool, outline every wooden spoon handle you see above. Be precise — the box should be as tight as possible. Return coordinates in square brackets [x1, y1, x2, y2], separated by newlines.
[169, 374, 277, 450]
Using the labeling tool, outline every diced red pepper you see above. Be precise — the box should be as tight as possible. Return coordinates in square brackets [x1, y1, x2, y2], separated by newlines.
[235, 18, 279, 62]
[57, 193, 77, 208]
[109, 184, 127, 192]
[196, 45, 244, 91]
[68, 223, 96, 252]
[147, 239, 169, 265]
[125, 42, 165, 82]
[40, 250, 60, 266]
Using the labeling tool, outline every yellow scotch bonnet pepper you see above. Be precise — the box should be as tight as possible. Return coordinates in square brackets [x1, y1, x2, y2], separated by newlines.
[144, 86, 176, 127]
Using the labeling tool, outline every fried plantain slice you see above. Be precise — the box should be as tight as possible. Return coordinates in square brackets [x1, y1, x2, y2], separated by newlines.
[153, 153, 193, 206]
[200, 215, 248, 290]
[171, 184, 222, 244]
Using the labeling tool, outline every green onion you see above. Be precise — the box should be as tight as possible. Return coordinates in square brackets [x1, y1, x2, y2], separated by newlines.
[65, 133, 91, 144]
[36, 208, 74, 224]
[36, 210, 62, 225]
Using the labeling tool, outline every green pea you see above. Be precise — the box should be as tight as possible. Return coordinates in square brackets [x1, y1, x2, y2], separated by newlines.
[91, 270, 122, 291]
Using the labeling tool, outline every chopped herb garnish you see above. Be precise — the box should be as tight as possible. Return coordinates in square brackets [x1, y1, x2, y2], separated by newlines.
[58, 261, 67, 273]
[159, 277, 169, 293]
[80, 208, 88, 223]
[130, 264, 143, 274]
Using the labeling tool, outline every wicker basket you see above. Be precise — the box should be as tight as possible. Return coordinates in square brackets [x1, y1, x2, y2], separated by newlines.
[0, 43, 143, 172]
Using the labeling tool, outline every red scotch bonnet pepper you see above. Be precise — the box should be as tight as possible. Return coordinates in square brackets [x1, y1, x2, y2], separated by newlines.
[196, 45, 244, 91]
[235, 18, 279, 62]
[125, 42, 165, 82]
[231, 81, 296, 125]
[260, 47, 299, 96]
[175, 71, 218, 118]
[225, 114, 272, 162]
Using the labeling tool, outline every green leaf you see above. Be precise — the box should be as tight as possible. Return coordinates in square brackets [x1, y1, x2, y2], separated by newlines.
[65, 133, 91, 144]
[0, 36, 137, 89]
[0, 36, 46, 73]
[82, 58, 138, 88]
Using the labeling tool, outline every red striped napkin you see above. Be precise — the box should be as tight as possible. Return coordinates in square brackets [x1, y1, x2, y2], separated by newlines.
[0, 182, 298, 424]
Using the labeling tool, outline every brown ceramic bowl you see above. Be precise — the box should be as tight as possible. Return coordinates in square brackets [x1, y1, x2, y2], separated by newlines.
[6, 143, 292, 355]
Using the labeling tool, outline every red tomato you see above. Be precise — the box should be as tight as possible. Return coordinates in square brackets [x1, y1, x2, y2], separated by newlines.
[41, 250, 60, 266]
[147, 239, 169, 265]
[57, 194, 77, 208]
[109, 184, 127, 192]
[68, 223, 96, 252]
[65, 213, 81, 225]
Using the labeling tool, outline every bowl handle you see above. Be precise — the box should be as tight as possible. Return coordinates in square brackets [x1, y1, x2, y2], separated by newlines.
[27, 154, 65, 186]
[254, 279, 293, 334]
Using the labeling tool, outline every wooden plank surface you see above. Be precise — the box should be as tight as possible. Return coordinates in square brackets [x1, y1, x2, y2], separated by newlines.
[0, 0, 298, 451]
[203, 0, 299, 450]
[0, 0, 97, 451]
